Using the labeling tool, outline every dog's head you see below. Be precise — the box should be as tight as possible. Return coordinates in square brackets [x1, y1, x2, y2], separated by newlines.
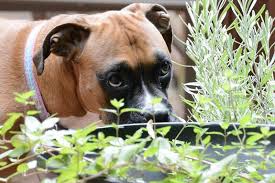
[33, 3, 176, 124]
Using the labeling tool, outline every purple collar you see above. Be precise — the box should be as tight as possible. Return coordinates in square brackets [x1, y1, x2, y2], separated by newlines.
[24, 24, 50, 120]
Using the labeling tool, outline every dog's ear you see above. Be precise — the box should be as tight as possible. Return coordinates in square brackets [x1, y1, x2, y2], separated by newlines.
[33, 23, 90, 75]
[123, 3, 172, 52]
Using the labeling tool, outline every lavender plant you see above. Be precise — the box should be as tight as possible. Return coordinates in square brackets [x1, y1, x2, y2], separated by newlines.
[182, 0, 274, 124]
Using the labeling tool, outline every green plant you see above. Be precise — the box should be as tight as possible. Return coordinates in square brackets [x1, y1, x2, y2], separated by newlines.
[181, 0, 274, 124]
[0, 91, 275, 183]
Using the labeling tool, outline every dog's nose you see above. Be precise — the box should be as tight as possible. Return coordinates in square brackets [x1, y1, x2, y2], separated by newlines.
[127, 110, 175, 124]
[144, 110, 169, 122]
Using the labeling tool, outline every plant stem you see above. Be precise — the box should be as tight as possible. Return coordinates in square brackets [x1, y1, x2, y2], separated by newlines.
[78, 163, 128, 183]
[116, 113, 120, 137]
[0, 149, 55, 172]
[0, 153, 37, 172]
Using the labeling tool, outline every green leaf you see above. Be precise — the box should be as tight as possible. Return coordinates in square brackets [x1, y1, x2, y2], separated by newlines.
[0, 162, 7, 167]
[57, 174, 77, 183]
[110, 98, 124, 109]
[47, 155, 67, 169]
[202, 135, 211, 145]
[198, 94, 211, 104]
[193, 126, 208, 136]
[79, 143, 98, 152]
[223, 145, 239, 151]
[98, 132, 105, 140]
[144, 146, 158, 158]
[220, 122, 230, 130]
[253, 4, 266, 21]
[260, 127, 270, 136]
[193, 126, 202, 135]
[180, 97, 195, 108]
[268, 150, 275, 157]
[202, 154, 237, 179]
[126, 128, 144, 143]
[14, 91, 35, 104]
[261, 70, 272, 86]
[117, 144, 141, 164]
[246, 133, 263, 145]
[229, 1, 242, 18]
[26, 110, 40, 116]
[220, 3, 231, 21]
[206, 131, 224, 136]
[60, 147, 75, 155]
[229, 129, 243, 136]
[25, 116, 42, 133]
[9, 146, 29, 158]
[0, 113, 22, 136]
[11, 134, 29, 148]
[239, 113, 252, 126]
[157, 126, 171, 137]
[120, 108, 143, 114]
[235, 47, 243, 63]
[222, 82, 230, 91]
[17, 163, 29, 173]
[14, 97, 27, 104]
[19, 91, 35, 99]
[74, 123, 96, 139]
[132, 128, 144, 139]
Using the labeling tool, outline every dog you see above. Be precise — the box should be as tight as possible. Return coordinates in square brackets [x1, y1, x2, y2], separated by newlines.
[0, 4, 177, 180]
[0, 3, 176, 180]
[0, 3, 175, 127]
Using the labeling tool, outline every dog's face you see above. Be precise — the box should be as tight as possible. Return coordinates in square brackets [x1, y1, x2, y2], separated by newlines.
[34, 3, 176, 124]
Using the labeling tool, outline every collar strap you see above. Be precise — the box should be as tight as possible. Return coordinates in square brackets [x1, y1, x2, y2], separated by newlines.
[24, 23, 50, 120]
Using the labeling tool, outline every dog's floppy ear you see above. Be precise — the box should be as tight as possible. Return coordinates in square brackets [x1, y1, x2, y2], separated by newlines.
[123, 3, 172, 52]
[33, 23, 90, 75]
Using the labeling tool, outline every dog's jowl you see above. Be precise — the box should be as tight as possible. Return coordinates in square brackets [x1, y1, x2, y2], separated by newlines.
[0, 3, 176, 126]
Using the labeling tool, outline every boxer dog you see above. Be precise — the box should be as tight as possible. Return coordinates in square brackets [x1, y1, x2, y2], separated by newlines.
[0, 3, 177, 179]
[0, 3, 175, 126]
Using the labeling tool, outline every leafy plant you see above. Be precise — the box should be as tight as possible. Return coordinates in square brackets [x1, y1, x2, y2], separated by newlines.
[0, 91, 274, 183]
[181, 0, 274, 124]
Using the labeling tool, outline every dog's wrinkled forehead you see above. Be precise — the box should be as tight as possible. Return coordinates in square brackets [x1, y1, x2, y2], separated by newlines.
[87, 11, 170, 69]
[33, 3, 172, 75]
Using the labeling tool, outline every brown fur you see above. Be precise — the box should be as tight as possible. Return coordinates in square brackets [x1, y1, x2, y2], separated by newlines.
[0, 4, 172, 179]
[0, 4, 171, 123]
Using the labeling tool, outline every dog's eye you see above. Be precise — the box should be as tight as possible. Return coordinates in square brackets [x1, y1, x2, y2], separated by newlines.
[108, 74, 123, 87]
[160, 62, 170, 76]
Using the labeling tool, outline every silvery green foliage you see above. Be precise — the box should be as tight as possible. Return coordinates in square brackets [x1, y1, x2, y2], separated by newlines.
[183, 0, 274, 124]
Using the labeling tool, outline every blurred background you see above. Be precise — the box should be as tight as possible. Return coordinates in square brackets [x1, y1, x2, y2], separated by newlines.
[0, 0, 273, 127]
